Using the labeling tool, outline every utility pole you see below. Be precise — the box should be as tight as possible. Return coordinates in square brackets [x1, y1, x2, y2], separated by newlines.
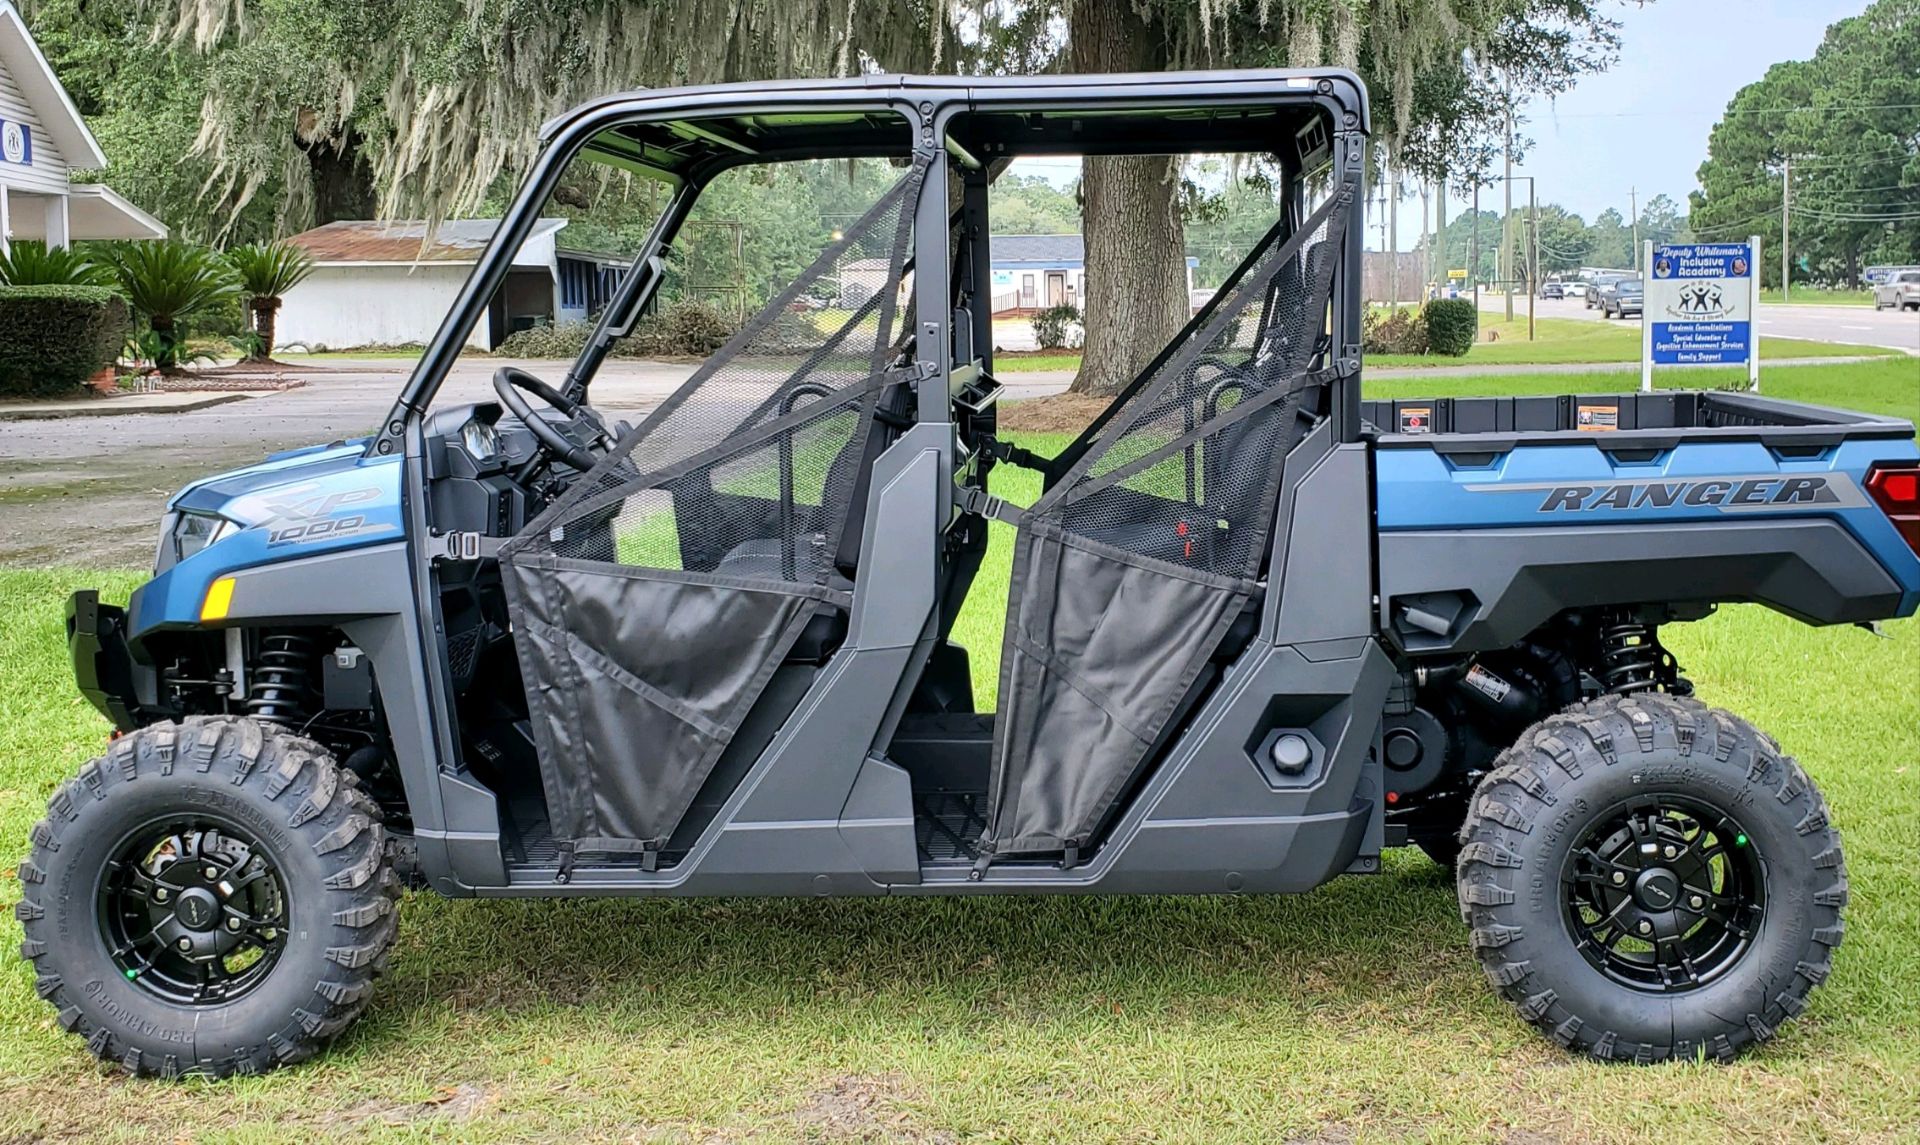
[1388, 157, 1399, 306]
[1529, 179, 1538, 342]
[1435, 174, 1448, 296]
[1470, 182, 1481, 314]
[1781, 156, 1791, 303]
[1420, 181, 1431, 301]
[1629, 186, 1639, 271]
[1503, 104, 1514, 322]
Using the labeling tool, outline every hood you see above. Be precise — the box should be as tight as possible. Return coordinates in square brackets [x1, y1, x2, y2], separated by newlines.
[158, 438, 405, 572]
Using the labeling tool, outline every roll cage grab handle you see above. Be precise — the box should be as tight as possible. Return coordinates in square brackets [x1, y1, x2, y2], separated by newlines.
[364, 71, 1371, 461]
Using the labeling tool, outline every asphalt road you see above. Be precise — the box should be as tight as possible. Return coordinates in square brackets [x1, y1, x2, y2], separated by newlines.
[1482, 294, 1920, 355]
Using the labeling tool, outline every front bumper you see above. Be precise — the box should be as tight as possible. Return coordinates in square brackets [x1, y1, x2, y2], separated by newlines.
[67, 590, 143, 732]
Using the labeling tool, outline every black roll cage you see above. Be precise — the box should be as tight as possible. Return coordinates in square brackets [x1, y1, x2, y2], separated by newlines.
[366, 67, 1371, 460]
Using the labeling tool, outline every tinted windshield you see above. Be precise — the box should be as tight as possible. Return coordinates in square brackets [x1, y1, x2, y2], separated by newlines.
[1619, 280, 1643, 292]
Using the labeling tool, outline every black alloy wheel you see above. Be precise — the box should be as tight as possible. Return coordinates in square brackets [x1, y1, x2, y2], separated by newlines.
[1561, 796, 1764, 993]
[99, 819, 290, 1006]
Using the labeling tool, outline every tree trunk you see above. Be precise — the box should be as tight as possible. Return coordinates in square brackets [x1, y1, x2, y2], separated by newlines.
[151, 315, 178, 374]
[251, 298, 282, 360]
[304, 133, 377, 226]
[1065, 1, 1189, 398]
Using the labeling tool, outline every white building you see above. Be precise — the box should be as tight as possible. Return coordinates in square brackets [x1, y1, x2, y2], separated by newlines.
[0, 1, 168, 252]
[278, 218, 625, 352]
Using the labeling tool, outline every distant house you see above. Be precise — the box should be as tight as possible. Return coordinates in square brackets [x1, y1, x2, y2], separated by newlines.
[988, 234, 1198, 315]
[278, 218, 626, 351]
[837, 232, 1200, 319]
[0, 0, 168, 252]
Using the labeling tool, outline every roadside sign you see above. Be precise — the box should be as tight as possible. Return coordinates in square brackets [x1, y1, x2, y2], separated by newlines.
[1641, 237, 1763, 394]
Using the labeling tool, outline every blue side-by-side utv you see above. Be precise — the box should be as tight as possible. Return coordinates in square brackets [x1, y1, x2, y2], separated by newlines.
[24, 69, 1920, 1077]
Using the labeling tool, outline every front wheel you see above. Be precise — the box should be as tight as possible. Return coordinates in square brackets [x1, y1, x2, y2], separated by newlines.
[1457, 693, 1845, 1063]
[18, 717, 399, 1078]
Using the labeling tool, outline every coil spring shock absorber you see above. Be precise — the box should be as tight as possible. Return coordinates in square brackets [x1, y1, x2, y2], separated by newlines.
[1597, 611, 1677, 694]
[246, 632, 316, 725]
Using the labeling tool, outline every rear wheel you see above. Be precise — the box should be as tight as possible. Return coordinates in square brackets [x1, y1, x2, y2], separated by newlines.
[18, 717, 399, 1077]
[1457, 693, 1845, 1063]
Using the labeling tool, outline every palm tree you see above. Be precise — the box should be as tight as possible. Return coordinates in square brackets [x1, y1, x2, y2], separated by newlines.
[108, 240, 239, 373]
[226, 241, 315, 360]
[0, 240, 114, 287]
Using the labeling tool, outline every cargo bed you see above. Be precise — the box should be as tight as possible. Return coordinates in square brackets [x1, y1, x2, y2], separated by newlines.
[1361, 389, 1915, 452]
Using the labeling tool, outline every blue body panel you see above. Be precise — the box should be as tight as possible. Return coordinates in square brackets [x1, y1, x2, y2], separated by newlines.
[1375, 436, 1920, 617]
[130, 440, 404, 637]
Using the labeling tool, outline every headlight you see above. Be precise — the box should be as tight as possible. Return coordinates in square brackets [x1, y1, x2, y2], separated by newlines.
[460, 416, 501, 460]
[173, 512, 238, 561]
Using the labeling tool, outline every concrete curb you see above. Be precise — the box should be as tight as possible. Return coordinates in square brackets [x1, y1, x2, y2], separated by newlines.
[0, 391, 254, 421]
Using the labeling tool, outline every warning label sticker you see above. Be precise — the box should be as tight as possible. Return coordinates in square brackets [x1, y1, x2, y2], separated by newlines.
[1398, 406, 1434, 434]
[1576, 404, 1620, 432]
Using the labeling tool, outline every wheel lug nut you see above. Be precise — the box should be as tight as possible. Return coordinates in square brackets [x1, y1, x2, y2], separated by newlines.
[176, 937, 193, 951]
[1638, 920, 1653, 935]
[226, 917, 241, 932]
[1612, 872, 1626, 885]
[1690, 895, 1703, 909]
[1664, 846, 1677, 859]
[204, 866, 220, 880]
[152, 888, 169, 902]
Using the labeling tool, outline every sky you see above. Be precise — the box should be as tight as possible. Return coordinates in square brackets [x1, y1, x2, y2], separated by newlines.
[1000, 1, 1864, 251]
[1377, 0, 1866, 250]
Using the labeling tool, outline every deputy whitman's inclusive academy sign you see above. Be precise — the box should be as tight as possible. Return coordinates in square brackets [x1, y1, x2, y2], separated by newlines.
[1640, 238, 1762, 392]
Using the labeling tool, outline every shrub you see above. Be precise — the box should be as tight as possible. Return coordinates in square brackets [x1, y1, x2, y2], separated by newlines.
[1031, 303, 1083, 350]
[494, 302, 743, 361]
[495, 320, 592, 359]
[0, 285, 131, 397]
[1362, 306, 1428, 355]
[1423, 298, 1478, 357]
[634, 299, 741, 357]
[226, 241, 316, 359]
[0, 240, 114, 287]
[108, 240, 240, 372]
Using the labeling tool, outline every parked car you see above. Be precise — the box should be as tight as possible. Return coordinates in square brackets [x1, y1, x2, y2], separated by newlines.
[1601, 278, 1644, 319]
[1539, 280, 1566, 299]
[1583, 276, 1621, 309]
[1873, 269, 1920, 311]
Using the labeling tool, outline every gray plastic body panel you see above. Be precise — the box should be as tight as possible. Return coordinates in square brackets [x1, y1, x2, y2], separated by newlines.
[1378, 518, 1907, 654]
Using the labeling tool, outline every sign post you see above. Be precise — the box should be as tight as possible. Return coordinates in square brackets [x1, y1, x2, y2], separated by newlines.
[1642, 238, 1760, 394]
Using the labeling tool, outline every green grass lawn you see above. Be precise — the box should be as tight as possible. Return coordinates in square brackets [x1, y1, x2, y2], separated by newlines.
[2, 568, 1916, 1141]
[1762, 287, 1878, 306]
[1367, 314, 1899, 369]
[2, 361, 1918, 1140]
[1361, 357, 1920, 422]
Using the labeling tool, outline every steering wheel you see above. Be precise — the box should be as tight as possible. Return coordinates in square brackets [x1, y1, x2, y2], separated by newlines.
[491, 366, 611, 473]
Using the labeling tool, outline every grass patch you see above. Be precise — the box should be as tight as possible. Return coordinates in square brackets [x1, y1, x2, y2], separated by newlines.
[1762, 288, 1878, 306]
[1362, 357, 1920, 422]
[993, 352, 1083, 374]
[1368, 314, 1897, 369]
[2, 567, 1917, 1140]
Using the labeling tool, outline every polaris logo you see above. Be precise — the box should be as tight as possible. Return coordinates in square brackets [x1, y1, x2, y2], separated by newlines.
[1463, 473, 1868, 514]
[1539, 476, 1839, 513]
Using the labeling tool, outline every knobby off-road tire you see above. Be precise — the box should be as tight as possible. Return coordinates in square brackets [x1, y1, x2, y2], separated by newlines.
[18, 717, 399, 1078]
[1456, 693, 1846, 1063]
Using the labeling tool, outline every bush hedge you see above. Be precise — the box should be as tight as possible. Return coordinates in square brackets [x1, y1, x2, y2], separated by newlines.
[1362, 306, 1428, 355]
[1422, 298, 1478, 356]
[1030, 303, 1084, 350]
[0, 285, 131, 397]
[494, 300, 743, 361]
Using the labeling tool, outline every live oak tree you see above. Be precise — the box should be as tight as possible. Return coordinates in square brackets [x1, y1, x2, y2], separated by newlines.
[1690, 0, 1920, 287]
[45, 0, 1622, 389]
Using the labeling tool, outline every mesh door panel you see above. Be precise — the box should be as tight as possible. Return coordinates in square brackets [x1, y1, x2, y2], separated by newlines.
[984, 187, 1354, 858]
[499, 159, 924, 854]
